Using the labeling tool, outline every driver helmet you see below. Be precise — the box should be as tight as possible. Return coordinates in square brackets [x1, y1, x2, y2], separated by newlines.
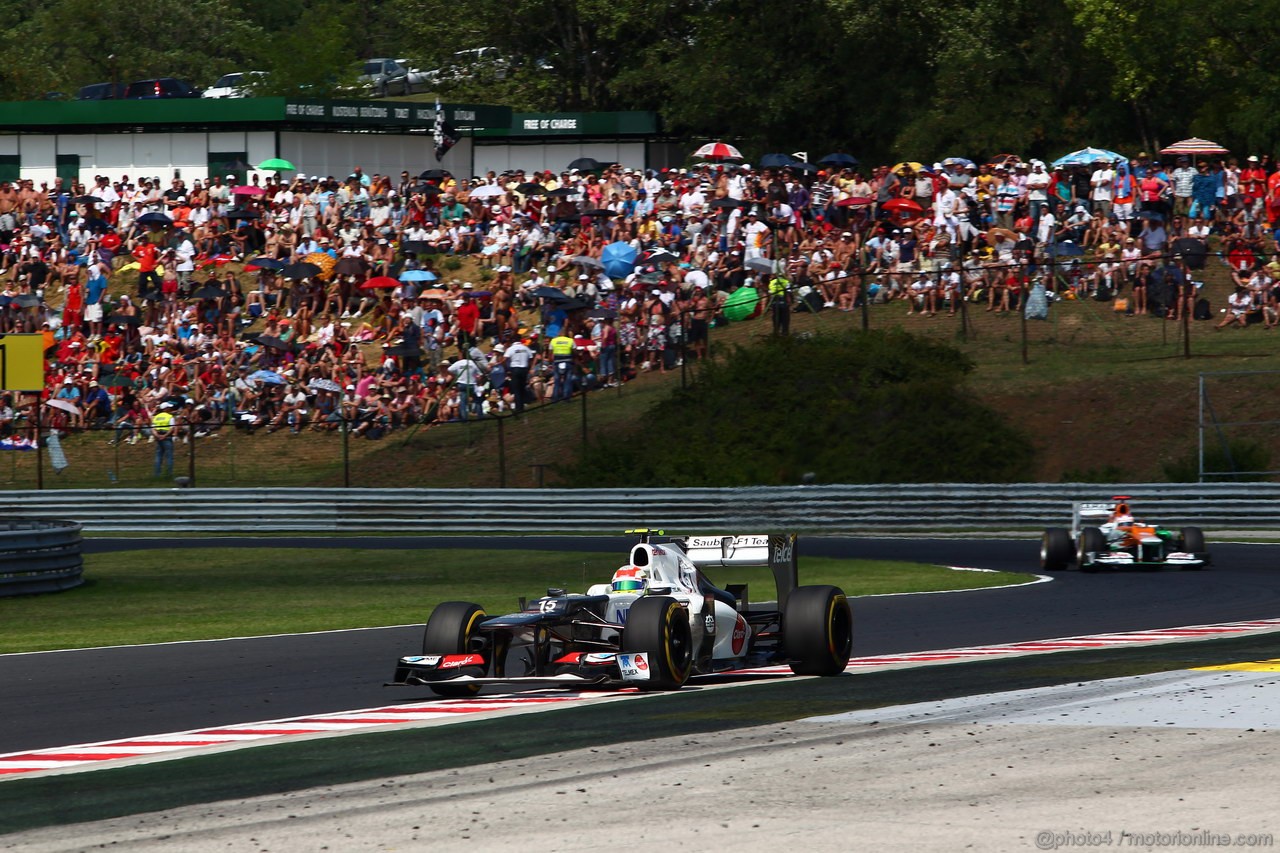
[611, 566, 648, 593]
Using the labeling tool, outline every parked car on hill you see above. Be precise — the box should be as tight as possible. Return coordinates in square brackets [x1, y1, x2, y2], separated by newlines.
[202, 72, 267, 99]
[76, 82, 126, 100]
[124, 78, 200, 99]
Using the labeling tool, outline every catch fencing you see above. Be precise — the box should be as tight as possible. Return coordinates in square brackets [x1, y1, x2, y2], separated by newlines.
[1, 483, 1278, 534]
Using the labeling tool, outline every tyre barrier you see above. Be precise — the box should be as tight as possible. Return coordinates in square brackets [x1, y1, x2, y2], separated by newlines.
[0, 518, 85, 597]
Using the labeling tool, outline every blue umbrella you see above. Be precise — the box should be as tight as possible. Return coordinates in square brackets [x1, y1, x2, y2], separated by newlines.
[818, 153, 859, 168]
[600, 242, 638, 279]
[249, 369, 286, 385]
[246, 257, 287, 270]
[760, 153, 796, 168]
[1051, 147, 1125, 168]
[1053, 241, 1085, 257]
[942, 157, 974, 168]
[136, 212, 173, 226]
[399, 269, 437, 282]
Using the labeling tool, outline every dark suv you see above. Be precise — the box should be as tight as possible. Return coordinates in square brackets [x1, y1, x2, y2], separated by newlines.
[124, 78, 200, 99]
[76, 82, 127, 100]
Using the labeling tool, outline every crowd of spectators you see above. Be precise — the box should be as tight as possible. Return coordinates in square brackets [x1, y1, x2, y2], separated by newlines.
[0, 146, 1274, 453]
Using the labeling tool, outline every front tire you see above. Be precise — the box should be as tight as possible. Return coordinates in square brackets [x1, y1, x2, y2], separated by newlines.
[1040, 528, 1073, 570]
[1178, 526, 1207, 570]
[422, 601, 487, 697]
[622, 596, 693, 690]
[1078, 527, 1106, 573]
[784, 584, 853, 676]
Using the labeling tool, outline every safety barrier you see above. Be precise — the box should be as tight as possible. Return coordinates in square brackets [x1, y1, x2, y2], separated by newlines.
[0, 484, 1277, 534]
[0, 518, 85, 597]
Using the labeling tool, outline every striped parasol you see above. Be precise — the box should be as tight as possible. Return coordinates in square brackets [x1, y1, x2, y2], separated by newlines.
[1159, 137, 1229, 157]
[691, 141, 743, 161]
[304, 252, 337, 281]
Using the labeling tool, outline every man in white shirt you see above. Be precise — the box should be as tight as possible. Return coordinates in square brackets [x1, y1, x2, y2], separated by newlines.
[1090, 161, 1116, 220]
[503, 338, 535, 413]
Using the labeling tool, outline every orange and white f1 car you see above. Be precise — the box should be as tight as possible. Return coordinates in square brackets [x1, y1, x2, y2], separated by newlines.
[1041, 496, 1209, 572]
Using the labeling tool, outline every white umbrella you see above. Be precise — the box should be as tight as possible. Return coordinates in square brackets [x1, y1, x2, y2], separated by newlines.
[469, 184, 504, 199]
[45, 399, 81, 417]
[691, 141, 743, 161]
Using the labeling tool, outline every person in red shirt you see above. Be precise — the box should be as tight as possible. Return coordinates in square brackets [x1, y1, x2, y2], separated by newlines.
[454, 292, 480, 355]
[134, 241, 161, 298]
[1241, 156, 1267, 220]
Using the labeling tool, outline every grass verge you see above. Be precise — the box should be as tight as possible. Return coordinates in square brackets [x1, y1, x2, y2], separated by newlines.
[0, 549, 1033, 653]
[2, 630, 1277, 836]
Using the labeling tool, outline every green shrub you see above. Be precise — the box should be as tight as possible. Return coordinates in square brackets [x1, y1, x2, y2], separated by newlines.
[559, 330, 1035, 486]
[1162, 439, 1273, 482]
[441, 256, 464, 272]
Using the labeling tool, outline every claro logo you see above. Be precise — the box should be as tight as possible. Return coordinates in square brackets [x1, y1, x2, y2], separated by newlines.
[439, 654, 483, 669]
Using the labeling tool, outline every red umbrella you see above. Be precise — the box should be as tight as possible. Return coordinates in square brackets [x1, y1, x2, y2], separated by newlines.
[691, 141, 743, 161]
[881, 198, 923, 214]
[1160, 137, 1229, 157]
[836, 197, 873, 208]
[232, 185, 265, 196]
[360, 276, 400, 291]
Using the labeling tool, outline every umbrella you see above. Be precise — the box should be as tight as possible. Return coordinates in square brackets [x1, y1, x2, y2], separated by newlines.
[400, 241, 438, 256]
[634, 271, 665, 285]
[745, 257, 780, 274]
[82, 218, 113, 233]
[723, 285, 762, 321]
[531, 286, 570, 301]
[13, 294, 40, 308]
[691, 142, 742, 161]
[891, 161, 927, 175]
[419, 288, 447, 300]
[558, 299, 591, 311]
[135, 212, 173, 226]
[419, 169, 451, 180]
[568, 157, 605, 173]
[382, 343, 422, 357]
[334, 257, 365, 277]
[283, 262, 322, 280]
[1160, 137, 1229, 157]
[788, 161, 818, 174]
[191, 285, 225, 300]
[571, 255, 604, 270]
[836, 197, 874, 208]
[224, 208, 261, 220]
[818, 153, 859, 168]
[760, 153, 796, 168]
[399, 269, 437, 282]
[308, 378, 342, 393]
[942, 157, 974, 168]
[304, 252, 337, 281]
[257, 158, 295, 171]
[1051, 147, 1125, 168]
[245, 257, 286, 270]
[581, 208, 616, 218]
[249, 369, 286, 384]
[107, 313, 141, 326]
[881, 198, 924, 215]
[412, 184, 442, 196]
[468, 184, 504, 199]
[515, 182, 545, 196]
[546, 187, 578, 198]
[1136, 209, 1165, 221]
[601, 242, 638, 279]
[1053, 241, 1085, 257]
[73, 195, 103, 205]
[45, 399, 81, 416]
[587, 308, 617, 320]
[361, 276, 400, 290]
[252, 335, 294, 352]
[197, 256, 234, 270]
[709, 197, 746, 211]
[232, 185, 265, 196]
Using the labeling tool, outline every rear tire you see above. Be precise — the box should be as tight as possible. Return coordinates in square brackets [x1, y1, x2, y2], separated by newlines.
[1040, 528, 1073, 570]
[784, 585, 853, 676]
[622, 596, 693, 690]
[1078, 527, 1106, 573]
[422, 601, 487, 697]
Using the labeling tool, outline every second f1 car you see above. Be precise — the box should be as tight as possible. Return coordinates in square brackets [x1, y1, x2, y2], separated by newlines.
[1040, 496, 1209, 572]
[389, 531, 853, 695]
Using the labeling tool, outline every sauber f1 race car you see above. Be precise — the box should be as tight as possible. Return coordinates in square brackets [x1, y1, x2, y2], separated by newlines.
[389, 531, 853, 695]
[1040, 496, 1209, 572]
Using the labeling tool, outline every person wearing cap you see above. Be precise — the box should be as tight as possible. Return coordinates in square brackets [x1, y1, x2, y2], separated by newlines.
[548, 327, 577, 402]
[1241, 156, 1267, 219]
[150, 402, 177, 477]
[1169, 157, 1196, 217]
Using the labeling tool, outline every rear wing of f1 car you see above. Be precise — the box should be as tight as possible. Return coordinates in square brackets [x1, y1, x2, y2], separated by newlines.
[630, 531, 799, 609]
[1071, 502, 1116, 537]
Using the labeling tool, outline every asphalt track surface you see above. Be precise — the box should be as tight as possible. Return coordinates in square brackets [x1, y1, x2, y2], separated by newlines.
[4, 536, 1279, 756]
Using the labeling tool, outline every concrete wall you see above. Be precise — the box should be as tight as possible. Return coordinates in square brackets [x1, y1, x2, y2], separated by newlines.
[278, 131, 472, 183]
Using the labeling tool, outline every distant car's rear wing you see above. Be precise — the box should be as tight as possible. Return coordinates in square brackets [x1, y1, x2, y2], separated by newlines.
[1072, 502, 1116, 536]
[678, 534, 798, 608]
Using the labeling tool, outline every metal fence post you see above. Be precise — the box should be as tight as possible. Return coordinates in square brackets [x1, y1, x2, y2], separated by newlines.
[498, 415, 506, 488]
[581, 383, 588, 450]
[188, 421, 196, 486]
[35, 420, 43, 491]
[342, 417, 351, 488]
